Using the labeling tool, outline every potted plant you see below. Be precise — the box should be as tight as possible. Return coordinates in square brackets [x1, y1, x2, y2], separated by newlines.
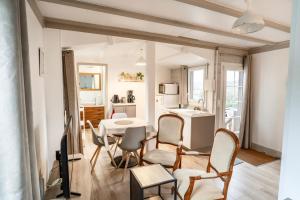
[136, 72, 144, 81]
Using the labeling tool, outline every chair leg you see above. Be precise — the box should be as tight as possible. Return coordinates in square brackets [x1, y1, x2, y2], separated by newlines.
[91, 147, 101, 173]
[107, 150, 117, 168]
[171, 186, 175, 195]
[122, 153, 130, 181]
[113, 137, 121, 157]
[110, 143, 114, 150]
[133, 151, 140, 165]
[117, 151, 126, 168]
[90, 147, 100, 164]
[179, 158, 182, 169]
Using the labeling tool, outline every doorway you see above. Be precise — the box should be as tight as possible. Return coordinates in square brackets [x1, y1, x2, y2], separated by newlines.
[221, 63, 244, 135]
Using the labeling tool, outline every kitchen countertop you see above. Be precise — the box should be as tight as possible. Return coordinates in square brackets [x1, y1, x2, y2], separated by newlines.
[112, 103, 136, 106]
[81, 104, 105, 107]
[166, 108, 215, 118]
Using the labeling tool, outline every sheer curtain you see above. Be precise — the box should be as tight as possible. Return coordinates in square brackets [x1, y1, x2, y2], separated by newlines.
[239, 55, 252, 149]
[0, 0, 40, 199]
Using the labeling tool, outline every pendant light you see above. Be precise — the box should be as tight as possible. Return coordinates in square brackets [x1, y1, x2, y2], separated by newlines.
[136, 48, 146, 66]
[232, 0, 264, 34]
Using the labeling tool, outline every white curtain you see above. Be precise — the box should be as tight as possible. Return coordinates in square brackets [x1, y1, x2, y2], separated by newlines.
[239, 56, 252, 149]
[0, 0, 40, 199]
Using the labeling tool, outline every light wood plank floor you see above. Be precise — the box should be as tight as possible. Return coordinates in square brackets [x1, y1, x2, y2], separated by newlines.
[83, 130, 280, 200]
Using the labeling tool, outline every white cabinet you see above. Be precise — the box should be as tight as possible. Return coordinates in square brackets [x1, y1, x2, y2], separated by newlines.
[182, 116, 192, 149]
[112, 103, 136, 117]
[125, 105, 136, 117]
[114, 106, 125, 113]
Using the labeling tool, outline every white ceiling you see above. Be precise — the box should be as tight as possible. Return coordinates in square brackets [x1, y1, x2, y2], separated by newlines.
[72, 36, 208, 69]
[38, 0, 292, 48]
[211, 0, 292, 25]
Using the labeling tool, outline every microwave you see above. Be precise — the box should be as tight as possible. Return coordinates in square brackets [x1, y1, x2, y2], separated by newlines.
[159, 83, 179, 95]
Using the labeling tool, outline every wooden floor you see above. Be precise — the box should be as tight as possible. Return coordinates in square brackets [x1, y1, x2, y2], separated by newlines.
[238, 149, 278, 166]
[83, 129, 280, 200]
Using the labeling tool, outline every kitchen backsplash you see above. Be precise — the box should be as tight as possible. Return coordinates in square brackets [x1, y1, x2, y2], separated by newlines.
[80, 91, 103, 105]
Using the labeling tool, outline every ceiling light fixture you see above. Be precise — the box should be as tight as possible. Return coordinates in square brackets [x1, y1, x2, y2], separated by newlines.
[136, 48, 146, 66]
[232, 0, 265, 34]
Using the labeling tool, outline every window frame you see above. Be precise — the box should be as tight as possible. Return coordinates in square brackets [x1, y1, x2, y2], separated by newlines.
[221, 62, 244, 134]
[187, 66, 207, 106]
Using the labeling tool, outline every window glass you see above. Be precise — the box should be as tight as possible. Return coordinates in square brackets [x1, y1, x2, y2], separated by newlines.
[225, 70, 244, 133]
[188, 68, 205, 103]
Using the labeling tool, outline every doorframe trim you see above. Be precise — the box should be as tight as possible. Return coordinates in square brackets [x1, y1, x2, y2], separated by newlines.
[219, 62, 243, 129]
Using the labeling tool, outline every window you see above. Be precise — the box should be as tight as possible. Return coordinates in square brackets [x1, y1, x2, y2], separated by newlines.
[223, 67, 244, 134]
[188, 67, 205, 104]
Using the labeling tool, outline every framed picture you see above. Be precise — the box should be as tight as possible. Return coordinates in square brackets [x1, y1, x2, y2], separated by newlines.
[39, 48, 45, 76]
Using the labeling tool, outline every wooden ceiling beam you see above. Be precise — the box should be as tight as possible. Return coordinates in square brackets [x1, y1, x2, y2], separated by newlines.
[44, 17, 250, 51]
[248, 40, 289, 54]
[39, 0, 275, 45]
[175, 0, 290, 33]
[27, 0, 44, 26]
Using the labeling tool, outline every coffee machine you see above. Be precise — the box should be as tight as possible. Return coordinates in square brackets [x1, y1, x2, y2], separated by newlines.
[111, 94, 120, 103]
[127, 90, 135, 103]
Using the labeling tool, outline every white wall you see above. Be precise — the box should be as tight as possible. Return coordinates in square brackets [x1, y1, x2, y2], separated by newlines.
[43, 29, 65, 171]
[105, 56, 146, 119]
[279, 1, 300, 198]
[251, 48, 289, 153]
[26, 2, 48, 183]
[155, 66, 172, 93]
[145, 42, 156, 125]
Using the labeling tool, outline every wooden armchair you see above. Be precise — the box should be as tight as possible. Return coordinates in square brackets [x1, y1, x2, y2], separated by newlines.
[173, 128, 240, 200]
[140, 114, 184, 169]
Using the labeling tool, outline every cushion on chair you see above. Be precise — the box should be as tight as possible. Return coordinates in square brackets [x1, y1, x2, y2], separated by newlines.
[210, 131, 236, 173]
[158, 116, 183, 145]
[174, 169, 224, 200]
[143, 149, 176, 166]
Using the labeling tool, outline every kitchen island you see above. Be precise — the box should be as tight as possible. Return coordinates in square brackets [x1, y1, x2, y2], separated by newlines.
[167, 109, 215, 151]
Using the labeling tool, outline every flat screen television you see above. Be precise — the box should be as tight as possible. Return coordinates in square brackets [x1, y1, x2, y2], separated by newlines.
[56, 115, 81, 198]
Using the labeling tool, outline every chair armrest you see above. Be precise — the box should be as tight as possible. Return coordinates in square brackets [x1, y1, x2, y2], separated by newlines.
[173, 150, 210, 171]
[142, 133, 157, 144]
[177, 141, 183, 148]
[139, 134, 157, 164]
[179, 151, 210, 157]
[190, 171, 230, 182]
[146, 135, 157, 141]
[184, 173, 226, 200]
[189, 173, 221, 181]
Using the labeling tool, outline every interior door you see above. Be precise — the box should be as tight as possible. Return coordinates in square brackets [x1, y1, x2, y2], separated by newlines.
[221, 63, 244, 135]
